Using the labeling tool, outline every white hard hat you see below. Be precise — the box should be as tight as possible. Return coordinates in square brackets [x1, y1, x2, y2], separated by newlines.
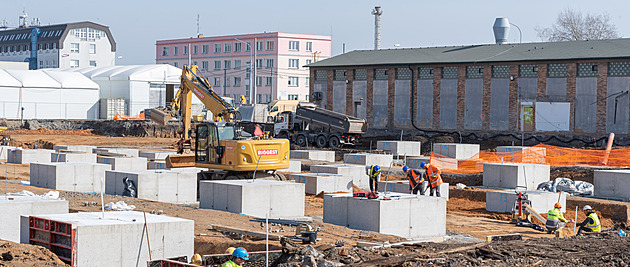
[583, 205, 592, 211]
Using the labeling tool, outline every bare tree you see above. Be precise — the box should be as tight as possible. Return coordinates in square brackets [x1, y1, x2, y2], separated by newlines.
[536, 8, 619, 41]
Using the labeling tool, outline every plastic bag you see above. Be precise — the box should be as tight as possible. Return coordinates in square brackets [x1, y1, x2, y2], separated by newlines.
[537, 178, 593, 196]
[122, 177, 137, 197]
[456, 183, 467, 189]
[104, 201, 136, 211]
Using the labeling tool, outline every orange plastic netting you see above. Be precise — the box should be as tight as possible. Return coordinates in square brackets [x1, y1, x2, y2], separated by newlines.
[112, 112, 145, 121]
[431, 144, 630, 173]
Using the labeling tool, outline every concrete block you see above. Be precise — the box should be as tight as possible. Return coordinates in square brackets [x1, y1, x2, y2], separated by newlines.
[594, 170, 630, 200]
[0, 195, 68, 243]
[290, 150, 335, 162]
[496, 146, 547, 164]
[30, 163, 112, 192]
[278, 160, 301, 173]
[483, 163, 550, 190]
[343, 153, 393, 167]
[93, 147, 139, 157]
[378, 181, 449, 199]
[0, 145, 15, 160]
[199, 180, 304, 218]
[377, 141, 422, 156]
[433, 143, 480, 160]
[323, 193, 446, 239]
[485, 190, 567, 214]
[405, 156, 431, 169]
[148, 161, 167, 169]
[105, 170, 197, 204]
[51, 152, 97, 163]
[290, 173, 353, 195]
[139, 151, 177, 160]
[310, 164, 369, 189]
[53, 145, 96, 154]
[8, 149, 55, 164]
[97, 156, 147, 171]
[25, 211, 193, 266]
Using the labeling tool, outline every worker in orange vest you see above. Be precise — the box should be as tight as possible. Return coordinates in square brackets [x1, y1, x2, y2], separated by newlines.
[402, 166, 425, 194]
[421, 162, 443, 197]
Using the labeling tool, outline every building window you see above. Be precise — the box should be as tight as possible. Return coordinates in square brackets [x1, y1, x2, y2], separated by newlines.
[305, 77, 309, 86]
[174, 62, 179, 67]
[256, 76, 263, 86]
[492, 65, 510, 78]
[202, 45, 209, 54]
[174, 46, 178, 55]
[183, 45, 188, 55]
[418, 67, 433, 79]
[225, 77, 231, 87]
[256, 41, 263, 51]
[305, 59, 312, 66]
[396, 68, 412, 80]
[315, 70, 327, 81]
[288, 41, 299, 51]
[234, 43, 241, 52]
[224, 60, 231, 69]
[202, 61, 209, 70]
[374, 69, 388, 80]
[52, 43, 56, 50]
[609, 62, 630, 76]
[89, 60, 97, 67]
[548, 64, 567, 78]
[442, 67, 458, 79]
[214, 77, 221, 87]
[70, 60, 79, 68]
[334, 70, 347, 81]
[306, 42, 312, 52]
[245, 42, 251, 52]
[87, 44, 95, 54]
[266, 59, 274, 68]
[224, 43, 231, 53]
[39, 60, 43, 68]
[288, 94, 299, 100]
[257, 94, 262, 103]
[161, 47, 168, 56]
[193, 45, 198, 55]
[519, 64, 538, 78]
[577, 63, 598, 77]
[234, 77, 241, 87]
[466, 66, 484, 79]
[211, 44, 219, 54]
[71, 43, 79, 53]
[288, 59, 299, 69]
[266, 41, 274, 50]
[265, 77, 272, 86]
[354, 69, 367, 80]
[256, 59, 263, 69]
[234, 60, 241, 69]
[288, 76, 299, 86]
[214, 61, 221, 70]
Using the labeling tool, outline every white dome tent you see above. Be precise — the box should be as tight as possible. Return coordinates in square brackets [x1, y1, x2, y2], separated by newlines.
[0, 69, 99, 119]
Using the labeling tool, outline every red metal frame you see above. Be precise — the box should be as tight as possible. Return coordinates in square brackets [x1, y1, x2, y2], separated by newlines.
[29, 216, 76, 266]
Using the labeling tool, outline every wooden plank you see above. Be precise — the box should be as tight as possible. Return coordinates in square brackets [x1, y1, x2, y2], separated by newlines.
[486, 233, 523, 242]
[211, 224, 283, 241]
[524, 203, 547, 224]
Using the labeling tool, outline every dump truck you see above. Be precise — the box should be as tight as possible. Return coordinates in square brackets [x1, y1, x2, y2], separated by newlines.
[273, 102, 367, 148]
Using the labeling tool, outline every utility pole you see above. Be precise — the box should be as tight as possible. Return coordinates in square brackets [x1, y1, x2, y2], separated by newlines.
[223, 68, 227, 96]
[253, 37, 257, 104]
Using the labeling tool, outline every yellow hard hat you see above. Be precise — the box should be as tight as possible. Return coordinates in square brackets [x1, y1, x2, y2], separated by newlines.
[190, 254, 202, 265]
[226, 247, 236, 255]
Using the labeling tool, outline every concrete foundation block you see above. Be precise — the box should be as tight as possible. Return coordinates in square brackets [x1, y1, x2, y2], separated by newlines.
[93, 147, 139, 157]
[25, 211, 193, 266]
[30, 163, 111, 192]
[53, 145, 96, 154]
[496, 146, 547, 164]
[0, 195, 68, 243]
[139, 151, 177, 160]
[51, 152, 97, 163]
[310, 164, 369, 189]
[377, 141, 422, 156]
[323, 193, 446, 239]
[485, 190, 567, 214]
[343, 153, 393, 167]
[0, 146, 16, 160]
[105, 170, 197, 204]
[290, 150, 335, 162]
[199, 180, 304, 218]
[148, 161, 167, 169]
[378, 181, 449, 199]
[405, 156, 431, 169]
[8, 149, 55, 164]
[483, 163, 550, 190]
[97, 156, 147, 171]
[433, 143, 479, 160]
[278, 160, 302, 173]
[594, 170, 630, 200]
[290, 173, 353, 194]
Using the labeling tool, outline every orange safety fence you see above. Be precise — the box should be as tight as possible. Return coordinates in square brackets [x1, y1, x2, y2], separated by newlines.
[112, 112, 145, 121]
[430, 144, 630, 174]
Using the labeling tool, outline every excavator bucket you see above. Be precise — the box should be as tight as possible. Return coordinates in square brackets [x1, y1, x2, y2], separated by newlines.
[150, 108, 172, 126]
[166, 154, 196, 168]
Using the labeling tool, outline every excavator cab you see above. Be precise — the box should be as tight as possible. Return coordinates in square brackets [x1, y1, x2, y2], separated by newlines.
[195, 122, 236, 164]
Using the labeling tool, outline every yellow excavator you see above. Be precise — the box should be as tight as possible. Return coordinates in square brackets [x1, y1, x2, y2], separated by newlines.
[162, 65, 290, 180]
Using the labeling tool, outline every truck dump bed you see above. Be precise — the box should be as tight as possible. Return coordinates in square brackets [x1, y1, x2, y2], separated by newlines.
[295, 105, 367, 134]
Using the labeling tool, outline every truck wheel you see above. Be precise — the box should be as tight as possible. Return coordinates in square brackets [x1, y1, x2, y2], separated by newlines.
[316, 135, 327, 148]
[296, 135, 307, 147]
[329, 136, 340, 148]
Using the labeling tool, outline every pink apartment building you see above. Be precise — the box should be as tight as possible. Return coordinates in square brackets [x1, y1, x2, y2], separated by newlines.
[155, 32, 331, 103]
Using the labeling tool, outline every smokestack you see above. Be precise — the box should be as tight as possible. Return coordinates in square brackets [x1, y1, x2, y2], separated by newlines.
[372, 6, 383, 50]
[493, 18, 510, 44]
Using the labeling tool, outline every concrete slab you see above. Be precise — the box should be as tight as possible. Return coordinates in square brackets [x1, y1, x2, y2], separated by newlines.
[97, 156, 147, 171]
[343, 153, 393, 167]
[496, 146, 547, 164]
[105, 170, 197, 204]
[310, 164, 369, 189]
[53, 145, 96, 154]
[323, 193, 446, 239]
[93, 147, 139, 157]
[485, 190, 567, 214]
[51, 152, 97, 163]
[139, 151, 177, 160]
[199, 180, 304, 218]
[278, 160, 302, 173]
[30, 163, 112, 192]
[405, 156, 431, 169]
[8, 149, 55, 164]
[290, 173, 353, 195]
[290, 150, 335, 162]
[148, 161, 167, 169]
[483, 163, 550, 190]
[378, 181, 449, 199]
[594, 170, 630, 200]
[0, 145, 15, 160]
[0, 195, 68, 243]
[433, 143, 480, 160]
[25, 211, 193, 266]
[377, 141, 422, 156]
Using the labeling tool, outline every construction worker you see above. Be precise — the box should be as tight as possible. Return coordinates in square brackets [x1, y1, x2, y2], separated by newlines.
[365, 165, 381, 192]
[545, 203, 572, 234]
[421, 162, 442, 197]
[402, 166, 425, 194]
[576, 205, 601, 236]
[222, 247, 249, 267]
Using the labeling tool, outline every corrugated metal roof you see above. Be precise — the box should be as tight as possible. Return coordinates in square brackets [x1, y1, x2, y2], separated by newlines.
[308, 38, 630, 68]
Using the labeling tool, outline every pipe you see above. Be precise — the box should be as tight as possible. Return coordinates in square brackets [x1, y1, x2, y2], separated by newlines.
[602, 132, 615, 165]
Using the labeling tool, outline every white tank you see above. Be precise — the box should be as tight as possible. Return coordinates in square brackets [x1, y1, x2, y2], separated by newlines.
[493, 18, 510, 44]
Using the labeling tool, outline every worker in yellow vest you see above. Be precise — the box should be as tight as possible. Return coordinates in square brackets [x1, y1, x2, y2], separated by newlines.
[222, 247, 249, 267]
[545, 203, 573, 234]
[576, 205, 601, 236]
[421, 162, 443, 197]
[365, 165, 381, 193]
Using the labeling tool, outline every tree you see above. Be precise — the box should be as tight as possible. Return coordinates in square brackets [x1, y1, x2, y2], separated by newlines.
[536, 8, 619, 41]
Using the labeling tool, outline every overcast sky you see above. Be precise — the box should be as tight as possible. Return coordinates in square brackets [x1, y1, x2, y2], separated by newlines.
[3, 0, 628, 65]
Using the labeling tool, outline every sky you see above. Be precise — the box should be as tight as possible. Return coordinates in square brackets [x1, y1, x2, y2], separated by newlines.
[3, 0, 629, 65]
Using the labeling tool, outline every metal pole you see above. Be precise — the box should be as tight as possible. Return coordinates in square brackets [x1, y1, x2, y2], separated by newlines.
[143, 211, 152, 260]
[265, 213, 269, 267]
[253, 38, 257, 104]
[573, 206, 578, 236]
[223, 68, 227, 96]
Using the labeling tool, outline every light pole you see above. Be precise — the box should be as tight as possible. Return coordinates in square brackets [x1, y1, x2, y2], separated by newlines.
[509, 23, 522, 43]
[235, 38, 256, 104]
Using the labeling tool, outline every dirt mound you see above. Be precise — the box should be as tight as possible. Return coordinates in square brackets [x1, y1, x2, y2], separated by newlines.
[6, 128, 94, 136]
[0, 239, 66, 266]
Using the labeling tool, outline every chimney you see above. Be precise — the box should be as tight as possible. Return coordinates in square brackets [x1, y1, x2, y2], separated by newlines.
[493, 18, 510, 44]
[372, 6, 383, 50]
